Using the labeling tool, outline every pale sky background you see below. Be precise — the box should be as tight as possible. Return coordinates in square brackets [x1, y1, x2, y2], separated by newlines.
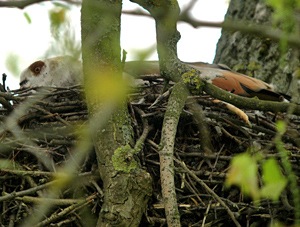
[0, 0, 228, 89]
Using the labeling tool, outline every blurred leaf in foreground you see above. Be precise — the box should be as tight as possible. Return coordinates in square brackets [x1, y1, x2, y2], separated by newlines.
[225, 152, 260, 201]
[261, 158, 287, 201]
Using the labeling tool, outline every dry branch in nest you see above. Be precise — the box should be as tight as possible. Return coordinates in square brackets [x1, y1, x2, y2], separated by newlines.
[0, 74, 299, 226]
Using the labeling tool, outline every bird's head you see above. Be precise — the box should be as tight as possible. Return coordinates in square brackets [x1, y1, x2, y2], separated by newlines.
[20, 60, 47, 88]
[19, 56, 82, 88]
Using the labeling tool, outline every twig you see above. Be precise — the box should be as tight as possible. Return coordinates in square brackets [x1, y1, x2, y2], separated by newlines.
[2, 73, 7, 92]
[0, 181, 55, 202]
[174, 158, 242, 227]
[34, 193, 97, 227]
[0, 0, 80, 9]
[33, 106, 72, 126]
[133, 107, 152, 152]
[202, 200, 212, 227]
[0, 97, 13, 111]
[186, 100, 213, 154]
[16, 196, 84, 205]
[124, 7, 300, 49]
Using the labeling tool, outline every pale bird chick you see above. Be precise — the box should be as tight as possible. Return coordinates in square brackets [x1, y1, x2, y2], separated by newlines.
[19, 56, 82, 88]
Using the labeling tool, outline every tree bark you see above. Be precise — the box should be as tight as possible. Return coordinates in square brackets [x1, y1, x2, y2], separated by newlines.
[214, 0, 299, 96]
[81, 1, 152, 226]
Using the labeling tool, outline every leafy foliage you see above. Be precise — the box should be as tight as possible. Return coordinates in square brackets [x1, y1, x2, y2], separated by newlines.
[261, 158, 287, 201]
[226, 152, 260, 201]
[47, 4, 81, 59]
[226, 151, 287, 203]
[265, 0, 300, 33]
[5, 53, 21, 77]
[23, 12, 31, 24]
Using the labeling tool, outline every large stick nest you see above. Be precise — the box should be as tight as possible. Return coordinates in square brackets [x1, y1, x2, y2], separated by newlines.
[0, 75, 299, 226]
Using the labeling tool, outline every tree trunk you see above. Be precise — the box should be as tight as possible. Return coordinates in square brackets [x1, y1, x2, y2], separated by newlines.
[214, 0, 299, 97]
[81, 1, 152, 226]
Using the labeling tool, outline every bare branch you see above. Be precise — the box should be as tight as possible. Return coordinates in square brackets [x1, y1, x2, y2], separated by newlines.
[202, 82, 300, 115]
[159, 81, 189, 226]
[0, 0, 80, 9]
[124, 6, 300, 48]
[180, 17, 300, 48]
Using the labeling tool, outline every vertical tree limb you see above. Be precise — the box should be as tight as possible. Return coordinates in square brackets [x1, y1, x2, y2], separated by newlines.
[159, 81, 189, 226]
[129, 1, 188, 226]
[130, 0, 188, 82]
[81, 1, 152, 226]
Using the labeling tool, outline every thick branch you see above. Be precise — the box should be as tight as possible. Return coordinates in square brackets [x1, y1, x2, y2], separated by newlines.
[159, 81, 189, 226]
[81, 1, 152, 226]
[202, 82, 300, 115]
[129, 2, 186, 226]
[126, 60, 299, 115]
[130, 0, 182, 81]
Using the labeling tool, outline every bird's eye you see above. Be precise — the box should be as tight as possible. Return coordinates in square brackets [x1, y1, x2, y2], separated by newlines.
[29, 60, 45, 76]
[34, 66, 41, 73]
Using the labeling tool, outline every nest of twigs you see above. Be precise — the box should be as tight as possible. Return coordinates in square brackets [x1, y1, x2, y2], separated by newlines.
[0, 74, 299, 226]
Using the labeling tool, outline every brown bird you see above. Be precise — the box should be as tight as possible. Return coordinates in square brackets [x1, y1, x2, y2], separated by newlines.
[19, 56, 290, 102]
[124, 61, 291, 102]
[189, 62, 291, 102]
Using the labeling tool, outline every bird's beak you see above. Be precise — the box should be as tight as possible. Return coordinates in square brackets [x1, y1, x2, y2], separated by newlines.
[19, 79, 28, 89]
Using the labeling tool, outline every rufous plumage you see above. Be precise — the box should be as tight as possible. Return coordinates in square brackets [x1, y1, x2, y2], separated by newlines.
[19, 56, 291, 102]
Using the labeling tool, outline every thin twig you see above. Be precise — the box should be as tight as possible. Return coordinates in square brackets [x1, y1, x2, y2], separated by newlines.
[174, 158, 241, 227]
[0, 0, 80, 9]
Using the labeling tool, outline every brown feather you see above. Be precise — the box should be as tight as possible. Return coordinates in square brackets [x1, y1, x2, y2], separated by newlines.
[189, 62, 290, 101]
[124, 61, 291, 101]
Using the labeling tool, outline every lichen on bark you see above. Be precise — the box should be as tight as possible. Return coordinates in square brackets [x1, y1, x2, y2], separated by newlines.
[81, 0, 152, 226]
[112, 145, 138, 173]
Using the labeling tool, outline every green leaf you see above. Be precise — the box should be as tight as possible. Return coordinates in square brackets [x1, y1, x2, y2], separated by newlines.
[5, 53, 21, 77]
[225, 153, 259, 201]
[0, 159, 19, 169]
[276, 120, 286, 135]
[0, 159, 13, 168]
[261, 158, 287, 201]
[49, 8, 66, 28]
[23, 12, 31, 24]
